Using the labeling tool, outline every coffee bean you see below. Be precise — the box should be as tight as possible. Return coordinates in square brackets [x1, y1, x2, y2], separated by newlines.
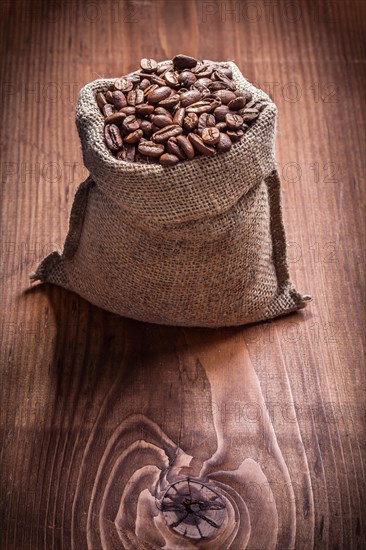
[219, 66, 233, 79]
[178, 71, 197, 87]
[124, 129, 144, 144]
[154, 106, 173, 118]
[207, 81, 228, 92]
[140, 119, 153, 137]
[157, 61, 174, 75]
[122, 115, 140, 133]
[198, 113, 216, 135]
[140, 58, 158, 73]
[159, 153, 180, 166]
[183, 112, 199, 131]
[151, 75, 167, 86]
[103, 103, 115, 117]
[119, 106, 136, 116]
[225, 113, 244, 129]
[228, 96, 246, 110]
[180, 89, 202, 108]
[212, 70, 236, 90]
[158, 93, 180, 108]
[139, 78, 151, 91]
[242, 109, 259, 122]
[138, 141, 165, 157]
[152, 124, 183, 143]
[196, 77, 212, 88]
[216, 132, 232, 153]
[227, 129, 244, 142]
[186, 100, 212, 114]
[216, 122, 227, 131]
[166, 137, 187, 160]
[105, 91, 114, 104]
[213, 105, 229, 122]
[202, 126, 220, 145]
[148, 86, 172, 104]
[96, 92, 107, 111]
[114, 77, 133, 92]
[105, 124, 123, 151]
[215, 90, 237, 105]
[135, 103, 155, 116]
[129, 74, 141, 85]
[112, 90, 127, 110]
[127, 89, 144, 105]
[104, 112, 126, 126]
[172, 54, 198, 70]
[188, 133, 216, 157]
[176, 135, 195, 159]
[143, 83, 159, 97]
[192, 64, 213, 78]
[152, 114, 173, 128]
[164, 71, 180, 88]
[119, 144, 136, 162]
[172, 107, 185, 126]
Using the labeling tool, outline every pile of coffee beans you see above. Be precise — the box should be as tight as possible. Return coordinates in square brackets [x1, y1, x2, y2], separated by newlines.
[97, 55, 266, 166]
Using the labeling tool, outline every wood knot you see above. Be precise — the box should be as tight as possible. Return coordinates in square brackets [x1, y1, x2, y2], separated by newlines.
[159, 478, 227, 540]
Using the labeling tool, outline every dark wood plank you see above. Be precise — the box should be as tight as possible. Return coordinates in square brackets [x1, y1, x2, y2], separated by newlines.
[1, 0, 365, 548]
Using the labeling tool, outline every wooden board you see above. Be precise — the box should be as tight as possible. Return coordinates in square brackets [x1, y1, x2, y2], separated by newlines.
[0, 0, 365, 548]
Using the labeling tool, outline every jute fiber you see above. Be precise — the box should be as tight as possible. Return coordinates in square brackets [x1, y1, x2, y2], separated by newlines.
[31, 61, 310, 327]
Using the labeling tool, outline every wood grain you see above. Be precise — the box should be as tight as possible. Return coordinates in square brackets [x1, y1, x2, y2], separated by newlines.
[0, 0, 365, 548]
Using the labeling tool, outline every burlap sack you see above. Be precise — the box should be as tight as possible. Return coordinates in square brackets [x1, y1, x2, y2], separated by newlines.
[31, 61, 310, 327]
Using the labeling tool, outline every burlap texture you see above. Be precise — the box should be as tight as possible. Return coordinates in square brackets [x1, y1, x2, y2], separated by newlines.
[31, 61, 310, 327]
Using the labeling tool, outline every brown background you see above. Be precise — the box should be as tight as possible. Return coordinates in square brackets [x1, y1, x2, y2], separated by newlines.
[0, 0, 365, 548]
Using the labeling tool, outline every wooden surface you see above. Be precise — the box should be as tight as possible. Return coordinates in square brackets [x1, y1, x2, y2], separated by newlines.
[1, 0, 365, 548]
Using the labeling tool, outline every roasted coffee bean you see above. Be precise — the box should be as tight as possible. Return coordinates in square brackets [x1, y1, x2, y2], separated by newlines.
[138, 140, 165, 157]
[216, 132, 232, 153]
[118, 144, 136, 162]
[139, 78, 151, 91]
[242, 108, 259, 122]
[213, 105, 229, 122]
[112, 90, 127, 109]
[143, 83, 159, 97]
[122, 115, 140, 133]
[103, 103, 115, 117]
[173, 107, 185, 126]
[178, 71, 197, 87]
[96, 92, 107, 111]
[151, 75, 167, 86]
[152, 124, 183, 143]
[207, 81, 228, 92]
[227, 129, 244, 142]
[225, 113, 244, 129]
[157, 61, 174, 75]
[140, 119, 153, 137]
[192, 64, 213, 78]
[148, 86, 172, 104]
[201, 126, 220, 145]
[188, 133, 216, 157]
[212, 70, 236, 91]
[135, 103, 155, 116]
[105, 124, 123, 151]
[197, 113, 215, 135]
[158, 93, 180, 108]
[219, 66, 233, 79]
[154, 106, 173, 118]
[114, 77, 133, 92]
[183, 112, 199, 131]
[228, 96, 247, 110]
[152, 114, 173, 128]
[104, 112, 126, 125]
[140, 58, 158, 73]
[129, 74, 141, 85]
[119, 106, 136, 116]
[180, 89, 201, 108]
[215, 90, 237, 105]
[216, 122, 227, 131]
[166, 137, 187, 160]
[186, 100, 212, 114]
[105, 90, 114, 104]
[159, 153, 180, 166]
[196, 77, 212, 88]
[176, 135, 195, 159]
[124, 129, 144, 144]
[164, 71, 180, 88]
[172, 54, 198, 70]
[244, 99, 256, 110]
[127, 89, 144, 105]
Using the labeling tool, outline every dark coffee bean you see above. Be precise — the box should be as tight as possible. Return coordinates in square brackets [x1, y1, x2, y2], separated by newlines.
[213, 105, 229, 122]
[129, 74, 141, 85]
[127, 89, 144, 105]
[138, 141, 165, 157]
[216, 121, 227, 131]
[180, 89, 202, 107]
[176, 135, 195, 159]
[164, 71, 180, 88]
[143, 83, 159, 97]
[112, 90, 127, 109]
[152, 124, 183, 143]
[103, 103, 115, 117]
[139, 78, 151, 91]
[122, 115, 140, 133]
[140, 58, 158, 73]
[220, 66, 233, 78]
[104, 112, 126, 125]
[151, 123, 160, 134]
[242, 123, 249, 132]
[135, 103, 155, 116]
[117, 144, 136, 162]
[178, 70, 197, 87]
[151, 75, 167, 86]
[201, 126, 220, 145]
[198, 113, 215, 135]
[158, 94, 180, 108]
[119, 106, 136, 116]
[152, 115, 173, 128]
[105, 124, 123, 151]
[253, 101, 266, 112]
[215, 90, 237, 105]
[172, 54, 198, 70]
[124, 129, 144, 144]
[244, 99, 256, 110]
[188, 133, 216, 157]
[183, 112, 199, 131]
[157, 61, 174, 75]
[244, 91, 253, 103]
[166, 137, 187, 160]
[186, 100, 213, 114]
[105, 90, 114, 104]
[227, 129, 244, 142]
[207, 81, 228, 91]
[192, 64, 213, 78]
[96, 92, 107, 111]
[212, 70, 236, 91]
[173, 107, 185, 126]
[140, 119, 153, 137]
[228, 96, 246, 110]
[193, 81, 210, 94]
[114, 77, 133, 92]
[159, 153, 180, 166]
[242, 108, 259, 122]
[148, 86, 172, 104]
[154, 106, 173, 118]
[216, 132, 232, 153]
[225, 113, 244, 129]
[196, 77, 212, 88]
